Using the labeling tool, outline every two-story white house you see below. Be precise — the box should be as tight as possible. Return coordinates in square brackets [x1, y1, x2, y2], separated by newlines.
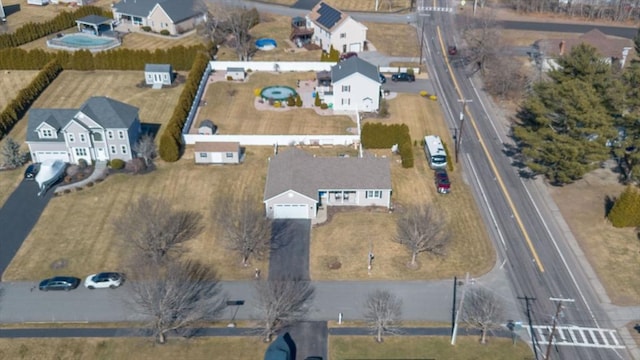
[319, 56, 381, 112]
[26, 96, 141, 165]
[305, 1, 367, 53]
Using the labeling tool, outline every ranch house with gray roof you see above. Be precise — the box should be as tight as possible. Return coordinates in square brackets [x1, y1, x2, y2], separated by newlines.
[263, 148, 392, 219]
[26, 96, 141, 165]
[112, 0, 206, 35]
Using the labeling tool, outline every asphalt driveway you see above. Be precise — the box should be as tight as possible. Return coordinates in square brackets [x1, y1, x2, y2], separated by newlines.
[284, 321, 328, 360]
[0, 179, 55, 278]
[269, 219, 311, 280]
[382, 78, 435, 95]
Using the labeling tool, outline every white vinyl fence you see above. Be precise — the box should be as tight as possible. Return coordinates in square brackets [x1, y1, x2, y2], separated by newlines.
[184, 134, 359, 146]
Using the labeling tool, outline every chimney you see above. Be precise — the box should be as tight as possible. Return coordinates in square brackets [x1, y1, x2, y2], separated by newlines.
[559, 40, 566, 56]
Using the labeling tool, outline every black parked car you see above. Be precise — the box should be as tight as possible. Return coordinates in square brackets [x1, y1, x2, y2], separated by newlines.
[391, 72, 415, 82]
[24, 164, 39, 180]
[39, 276, 81, 291]
[379, 73, 387, 84]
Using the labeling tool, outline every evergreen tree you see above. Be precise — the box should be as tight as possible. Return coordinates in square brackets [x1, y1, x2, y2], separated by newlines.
[608, 186, 640, 228]
[634, 26, 640, 56]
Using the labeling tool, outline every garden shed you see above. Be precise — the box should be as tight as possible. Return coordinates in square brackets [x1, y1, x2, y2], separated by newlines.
[144, 63, 173, 86]
[197, 119, 217, 135]
[194, 141, 242, 164]
[226, 67, 246, 81]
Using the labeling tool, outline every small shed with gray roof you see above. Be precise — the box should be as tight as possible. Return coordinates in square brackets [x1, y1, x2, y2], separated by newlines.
[145, 63, 173, 86]
[194, 141, 241, 164]
[226, 67, 246, 81]
[263, 148, 391, 219]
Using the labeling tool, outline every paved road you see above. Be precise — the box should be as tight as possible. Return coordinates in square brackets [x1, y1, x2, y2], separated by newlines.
[269, 219, 311, 280]
[0, 179, 54, 278]
[421, 3, 634, 359]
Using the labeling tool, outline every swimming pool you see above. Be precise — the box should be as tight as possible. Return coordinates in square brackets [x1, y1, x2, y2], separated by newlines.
[256, 38, 277, 51]
[47, 33, 121, 52]
[260, 86, 297, 101]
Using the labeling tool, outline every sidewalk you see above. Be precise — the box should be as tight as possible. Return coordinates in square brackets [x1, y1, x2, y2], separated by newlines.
[54, 161, 108, 194]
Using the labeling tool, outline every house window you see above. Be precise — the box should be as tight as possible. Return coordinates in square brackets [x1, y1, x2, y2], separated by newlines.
[107, 131, 114, 140]
[226, 152, 234, 158]
[68, 134, 75, 142]
[365, 190, 382, 199]
[93, 132, 103, 141]
[200, 153, 207, 158]
[110, 145, 117, 154]
[118, 131, 125, 140]
[342, 85, 350, 92]
[41, 129, 53, 138]
[121, 145, 128, 154]
[79, 134, 86, 143]
[340, 33, 346, 38]
[341, 98, 351, 105]
[75, 148, 87, 156]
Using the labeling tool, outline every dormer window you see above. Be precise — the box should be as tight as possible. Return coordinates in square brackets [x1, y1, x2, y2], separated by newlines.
[41, 129, 53, 138]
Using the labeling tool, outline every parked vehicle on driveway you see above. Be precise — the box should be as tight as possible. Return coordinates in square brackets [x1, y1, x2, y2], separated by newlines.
[339, 52, 358, 61]
[24, 164, 39, 180]
[435, 169, 451, 194]
[379, 73, 387, 84]
[391, 72, 415, 82]
[84, 272, 123, 289]
[39, 276, 81, 291]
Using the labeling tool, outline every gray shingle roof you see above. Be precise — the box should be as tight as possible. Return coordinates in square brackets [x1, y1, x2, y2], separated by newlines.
[331, 57, 379, 83]
[145, 63, 172, 73]
[113, 0, 201, 23]
[26, 109, 77, 142]
[264, 148, 391, 201]
[26, 97, 139, 143]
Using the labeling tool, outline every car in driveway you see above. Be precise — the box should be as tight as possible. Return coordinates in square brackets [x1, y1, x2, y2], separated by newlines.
[435, 169, 451, 194]
[24, 164, 39, 180]
[339, 52, 358, 61]
[39, 276, 81, 291]
[379, 73, 386, 84]
[391, 72, 415, 82]
[84, 272, 123, 289]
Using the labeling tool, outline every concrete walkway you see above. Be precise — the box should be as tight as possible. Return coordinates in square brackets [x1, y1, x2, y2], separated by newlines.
[54, 161, 108, 194]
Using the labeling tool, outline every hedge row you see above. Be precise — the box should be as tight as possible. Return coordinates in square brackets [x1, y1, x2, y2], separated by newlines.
[608, 186, 640, 228]
[0, 45, 209, 71]
[0, 6, 112, 49]
[159, 52, 211, 162]
[361, 123, 413, 168]
[0, 59, 62, 139]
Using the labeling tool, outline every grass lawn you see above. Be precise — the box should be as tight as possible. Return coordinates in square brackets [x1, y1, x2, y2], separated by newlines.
[1, 0, 111, 34]
[548, 168, 640, 305]
[364, 22, 420, 57]
[197, 72, 355, 135]
[3, 147, 278, 281]
[310, 95, 495, 280]
[0, 71, 40, 109]
[0, 337, 269, 360]
[330, 336, 533, 360]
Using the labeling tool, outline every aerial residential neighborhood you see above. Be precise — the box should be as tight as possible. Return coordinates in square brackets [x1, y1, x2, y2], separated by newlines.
[0, 0, 640, 359]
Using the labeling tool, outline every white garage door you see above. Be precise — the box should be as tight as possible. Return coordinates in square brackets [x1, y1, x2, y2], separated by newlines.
[34, 151, 69, 163]
[349, 43, 361, 52]
[273, 204, 309, 219]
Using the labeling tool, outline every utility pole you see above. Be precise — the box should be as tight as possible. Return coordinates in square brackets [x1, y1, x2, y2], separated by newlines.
[451, 272, 470, 345]
[545, 297, 574, 360]
[450, 276, 458, 336]
[456, 99, 472, 163]
[518, 295, 539, 360]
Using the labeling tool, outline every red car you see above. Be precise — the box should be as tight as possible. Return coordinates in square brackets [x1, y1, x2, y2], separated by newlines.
[435, 170, 451, 194]
[448, 46, 458, 56]
[339, 52, 358, 61]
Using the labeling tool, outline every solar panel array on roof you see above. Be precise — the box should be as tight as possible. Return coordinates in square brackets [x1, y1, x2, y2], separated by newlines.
[316, 3, 342, 29]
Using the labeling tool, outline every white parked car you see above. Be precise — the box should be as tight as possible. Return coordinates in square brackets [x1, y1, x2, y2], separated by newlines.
[84, 272, 123, 289]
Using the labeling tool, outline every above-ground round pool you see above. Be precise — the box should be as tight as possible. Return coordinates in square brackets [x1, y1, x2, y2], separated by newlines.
[256, 38, 277, 51]
[47, 33, 121, 52]
[260, 86, 297, 101]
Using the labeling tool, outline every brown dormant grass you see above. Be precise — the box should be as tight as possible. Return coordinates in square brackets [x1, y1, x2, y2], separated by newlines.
[364, 22, 420, 57]
[197, 72, 355, 135]
[548, 168, 640, 305]
[2, 0, 107, 33]
[0, 337, 268, 360]
[310, 94, 495, 280]
[253, 0, 412, 12]
[4, 148, 276, 281]
[0, 71, 40, 108]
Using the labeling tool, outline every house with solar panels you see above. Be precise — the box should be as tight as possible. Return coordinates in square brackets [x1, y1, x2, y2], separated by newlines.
[305, 1, 367, 54]
[112, 0, 206, 35]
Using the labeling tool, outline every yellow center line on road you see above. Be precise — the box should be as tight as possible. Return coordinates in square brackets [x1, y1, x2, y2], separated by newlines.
[434, 25, 545, 273]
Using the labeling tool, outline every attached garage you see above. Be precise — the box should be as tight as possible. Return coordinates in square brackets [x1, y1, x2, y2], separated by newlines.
[273, 204, 309, 219]
[33, 151, 70, 163]
[349, 43, 361, 52]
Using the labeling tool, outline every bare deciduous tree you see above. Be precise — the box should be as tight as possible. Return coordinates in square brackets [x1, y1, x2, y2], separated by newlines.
[484, 55, 529, 100]
[254, 278, 315, 342]
[127, 259, 227, 344]
[462, 10, 501, 76]
[133, 134, 157, 167]
[395, 204, 450, 267]
[364, 289, 402, 343]
[114, 196, 203, 263]
[214, 192, 271, 267]
[1, 137, 25, 168]
[462, 287, 505, 344]
[197, 1, 259, 60]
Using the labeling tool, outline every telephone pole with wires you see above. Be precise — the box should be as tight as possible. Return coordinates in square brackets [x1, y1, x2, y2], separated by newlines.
[545, 297, 574, 360]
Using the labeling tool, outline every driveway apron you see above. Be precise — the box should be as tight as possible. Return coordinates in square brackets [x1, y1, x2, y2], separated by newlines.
[269, 219, 311, 280]
[0, 180, 54, 278]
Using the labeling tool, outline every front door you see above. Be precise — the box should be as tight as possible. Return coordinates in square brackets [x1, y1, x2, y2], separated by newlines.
[96, 147, 107, 161]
